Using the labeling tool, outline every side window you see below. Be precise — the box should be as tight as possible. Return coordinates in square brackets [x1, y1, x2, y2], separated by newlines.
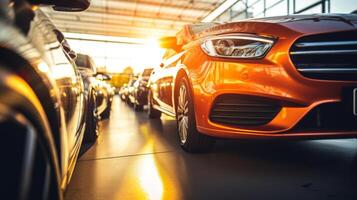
[88, 56, 97, 74]
[50, 47, 77, 80]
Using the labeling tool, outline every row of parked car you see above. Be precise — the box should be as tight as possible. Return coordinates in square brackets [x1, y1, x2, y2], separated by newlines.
[0, 1, 115, 199]
[119, 68, 153, 111]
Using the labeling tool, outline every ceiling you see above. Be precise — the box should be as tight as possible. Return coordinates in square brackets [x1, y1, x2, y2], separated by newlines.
[42, 0, 225, 39]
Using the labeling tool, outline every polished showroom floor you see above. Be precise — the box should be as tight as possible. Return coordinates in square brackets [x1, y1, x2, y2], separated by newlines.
[65, 96, 357, 200]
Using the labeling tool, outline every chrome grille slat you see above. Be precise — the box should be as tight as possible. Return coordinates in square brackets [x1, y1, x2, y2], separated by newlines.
[212, 108, 277, 113]
[210, 115, 273, 120]
[290, 49, 357, 55]
[215, 103, 273, 107]
[297, 68, 357, 73]
[290, 30, 357, 80]
[295, 41, 357, 47]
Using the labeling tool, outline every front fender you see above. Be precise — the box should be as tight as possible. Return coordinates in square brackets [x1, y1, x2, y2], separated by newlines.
[0, 68, 62, 198]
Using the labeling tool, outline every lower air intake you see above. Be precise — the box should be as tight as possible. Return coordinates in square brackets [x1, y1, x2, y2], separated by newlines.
[209, 94, 281, 126]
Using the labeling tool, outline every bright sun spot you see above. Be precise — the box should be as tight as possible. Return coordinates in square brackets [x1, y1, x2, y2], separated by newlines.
[67, 34, 165, 73]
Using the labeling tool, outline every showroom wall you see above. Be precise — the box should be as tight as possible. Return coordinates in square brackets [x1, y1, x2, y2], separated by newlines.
[213, 0, 356, 22]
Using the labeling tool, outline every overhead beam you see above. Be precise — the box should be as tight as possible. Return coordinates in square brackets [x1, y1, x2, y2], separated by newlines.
[54, 21, 174, 38]
[58, 27, 164, 39]
[202, 0, 238, 22]
[64, 33, 149, 44]
[91, 0, 214, 12]
[43, 8, 194, 25]
[50, 15, 184, 31]
[87, 6, 201, 22]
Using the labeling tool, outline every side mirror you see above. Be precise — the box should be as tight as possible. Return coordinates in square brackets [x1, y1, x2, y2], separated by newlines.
[159, 36, 181, 52]
[29, 0, 90, 12]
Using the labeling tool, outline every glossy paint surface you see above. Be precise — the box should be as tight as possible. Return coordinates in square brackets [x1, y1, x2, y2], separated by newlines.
[65, 97, 357, 200]
[150, 15, 357, 138]
[0, 8, 86, 189]
[32, 10, 87, 184]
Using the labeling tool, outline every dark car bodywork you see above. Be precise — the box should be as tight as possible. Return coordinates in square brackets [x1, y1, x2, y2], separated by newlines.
[0, 1, 89, 199]
[95, 73, 115, 119]
[129, 68, 153, 110]
[125, 77, 138, 105]
[75, 53, 108, 121]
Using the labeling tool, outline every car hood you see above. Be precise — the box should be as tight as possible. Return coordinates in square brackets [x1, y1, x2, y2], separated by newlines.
[196, 14, 357, 39]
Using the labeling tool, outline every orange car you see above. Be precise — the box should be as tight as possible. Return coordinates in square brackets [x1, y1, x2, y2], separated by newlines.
[148, 14, 357, 152]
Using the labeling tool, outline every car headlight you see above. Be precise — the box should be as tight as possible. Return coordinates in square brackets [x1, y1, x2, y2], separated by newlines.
[200, 34, 275, 59]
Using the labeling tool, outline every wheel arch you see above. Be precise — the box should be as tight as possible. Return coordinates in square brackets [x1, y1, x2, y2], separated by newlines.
[0, 47, 62, 164]
[173, 67, 194, 114]
[0, 68, 62, 199]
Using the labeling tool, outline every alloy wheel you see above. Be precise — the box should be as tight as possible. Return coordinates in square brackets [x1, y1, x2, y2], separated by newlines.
[177, 84, 189, 144]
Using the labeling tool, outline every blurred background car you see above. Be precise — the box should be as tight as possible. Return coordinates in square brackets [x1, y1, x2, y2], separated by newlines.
[0, 0, 90, 199]
[96, 73, 115, 119]
[75, 53, 107, 141]
[126, 76, 138, 106]
[130, 68, 154, 111]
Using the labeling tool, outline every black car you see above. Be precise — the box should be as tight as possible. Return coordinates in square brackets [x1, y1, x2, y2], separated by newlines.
[95, 73, 115, 119]
[130, 68, 153, 111]
[0, 1, 89, 199]
[75, 54, 109, 140]
[126, 77, 138, 106]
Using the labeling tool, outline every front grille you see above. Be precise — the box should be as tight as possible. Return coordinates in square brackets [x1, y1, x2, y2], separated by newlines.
[209, 94, 281, 126]
[292, 102, 357, 132]
[290, 30, 357, 80]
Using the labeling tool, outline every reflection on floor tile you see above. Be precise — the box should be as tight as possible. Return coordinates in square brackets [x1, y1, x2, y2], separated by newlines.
[65, 96, 357, 200]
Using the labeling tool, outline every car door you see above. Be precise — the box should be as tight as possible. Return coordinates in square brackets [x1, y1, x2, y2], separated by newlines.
[35, 11, 83, 161]
[154, 52, 185, 114]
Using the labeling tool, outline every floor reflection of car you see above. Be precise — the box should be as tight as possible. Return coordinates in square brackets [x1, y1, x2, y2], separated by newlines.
[0, 0, 89, 199]
[96, 73, 115, 119]
[148, 14, 357, 153]
[129, 68, 153, 111]
[75, 53, 107, 142]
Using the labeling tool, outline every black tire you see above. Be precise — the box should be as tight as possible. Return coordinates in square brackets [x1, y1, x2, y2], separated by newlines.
[1, 112, 62, 200]
[134, 103, 143, 111]
[176, 76, 215, 153]
[84, 94, 100, 143]
[147, 90, 161, 118]
[0, 84, 61, 200]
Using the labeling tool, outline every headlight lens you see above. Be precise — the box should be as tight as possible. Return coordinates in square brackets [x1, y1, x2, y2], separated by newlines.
[201, 34, 275, 59]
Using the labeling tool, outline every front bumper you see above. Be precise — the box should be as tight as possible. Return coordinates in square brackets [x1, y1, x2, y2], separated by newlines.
[191, 50, 357, 139]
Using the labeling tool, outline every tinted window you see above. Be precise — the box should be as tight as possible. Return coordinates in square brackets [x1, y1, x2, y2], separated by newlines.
[75, 54, 89, 69]
[76, 54, 97, 73]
